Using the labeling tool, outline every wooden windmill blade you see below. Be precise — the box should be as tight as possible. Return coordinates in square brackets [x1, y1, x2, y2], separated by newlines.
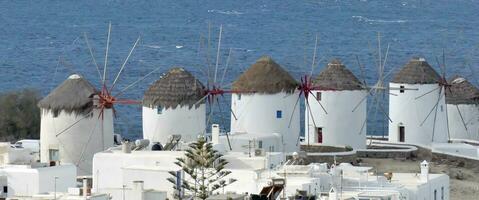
[215, 97, 233, 150]
[83, 32, 103, 82]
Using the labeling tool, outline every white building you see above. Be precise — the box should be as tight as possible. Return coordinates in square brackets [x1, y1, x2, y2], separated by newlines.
[38, 74, 114, 175]
[388, 57, 448, 145]
[142, 67, 206, 145]
[230, 56, 300, 152]
[304, 59, 367, 149]
[92, 143, 449, 200]
[0, 163, 76, 198]
[445, 76, 479, 141]
[326, 161, 449, 200]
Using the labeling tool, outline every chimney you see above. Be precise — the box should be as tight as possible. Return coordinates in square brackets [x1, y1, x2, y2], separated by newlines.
[212, 124, 220, 144]
[82, 178, 88, 197]
[122, 141, 131, 153]
[133, 181, 144, 191]
[420, 160, 429, 182]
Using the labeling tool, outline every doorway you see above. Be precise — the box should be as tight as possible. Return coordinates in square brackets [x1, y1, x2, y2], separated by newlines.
[317, 128, 323, 143]
[399, 126, 405, 142]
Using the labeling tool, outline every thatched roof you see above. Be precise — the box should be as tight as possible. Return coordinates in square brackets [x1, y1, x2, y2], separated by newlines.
[313, 59, 363, 90]
[391, 57, 441, 84]
[143, 67, 205, 109]
[38, 74, 98, 117]
[232, 56, 298, 94]
[445, 76, 479, 105]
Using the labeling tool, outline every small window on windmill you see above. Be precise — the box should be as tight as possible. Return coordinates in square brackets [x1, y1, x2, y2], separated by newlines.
[276, 110, 282, 119]
[238, 94, 242, 100]
[400, 85, 405, 93]
[316, 92, 322, 101]
[157, 106, 163, 114]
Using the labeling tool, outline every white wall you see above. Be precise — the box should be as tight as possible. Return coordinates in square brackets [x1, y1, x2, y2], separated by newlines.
[305, 90, 367, 149]
[219, 133, 282, 153]
[142, 104, 206, 144]
[2, 165, 76, 197]
[92, 151, 183, 195]
[230, 92, 300, 152]
[414, 175, 450, 200]
[447, 104, 479, 141]
[40, 108, 114, 175]
[93, 151, 285, 199]
[389, 83, 449, 145]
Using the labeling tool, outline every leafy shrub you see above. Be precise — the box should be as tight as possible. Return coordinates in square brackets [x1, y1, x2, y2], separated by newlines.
[0, 89, 41, 141]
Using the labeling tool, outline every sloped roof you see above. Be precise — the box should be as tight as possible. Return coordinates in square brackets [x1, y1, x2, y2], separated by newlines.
[143, 67, 205, 109]
[38, 74, 98, 117]
[391, 57, 441, 84]
[232, 56, 298, 94]
[445, 76, 479, 105]
[313, 59, 363, 90]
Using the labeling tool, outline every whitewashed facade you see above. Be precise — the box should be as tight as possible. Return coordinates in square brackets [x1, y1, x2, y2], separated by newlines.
[142, 68, 206, 145]
[142, 104, 206, 144]
[39, 74, 113, 175]
[230, 92, 300, 152]
[388, 58, 448, 145]
[304, 59, 367, 149]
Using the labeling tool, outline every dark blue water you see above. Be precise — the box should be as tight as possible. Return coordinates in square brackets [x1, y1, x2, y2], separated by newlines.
[1, 0, 478, 139]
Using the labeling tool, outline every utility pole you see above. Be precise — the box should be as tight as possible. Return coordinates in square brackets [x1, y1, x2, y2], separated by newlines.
[122, 185, 126, 200]
[54, 176, 59, 200]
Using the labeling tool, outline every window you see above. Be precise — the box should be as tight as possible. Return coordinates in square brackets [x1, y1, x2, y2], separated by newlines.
[3, 186, 7, 193]
[400, 85, 405, 93]
[276, 110, 282, 118]
[258, 140, 263, 148]
[157, 106, 163, 114]
[49, 149, 59, 161]
[317, 128, 323, 143]
[316, 92, 322, 101]
[237, 94, 241, 100]
[434, 189, 437, 200]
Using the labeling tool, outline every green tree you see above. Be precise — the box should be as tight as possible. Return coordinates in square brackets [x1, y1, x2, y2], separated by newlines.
[0, 89, 41, 141]
[167, 137, 236, 200]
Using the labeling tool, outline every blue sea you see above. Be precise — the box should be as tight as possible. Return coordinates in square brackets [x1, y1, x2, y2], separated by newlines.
[1, 0, 478, 139]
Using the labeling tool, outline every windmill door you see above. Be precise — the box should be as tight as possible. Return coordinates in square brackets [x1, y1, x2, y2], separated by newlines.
[317, 128, 323, 143]
[399, 126, 405, 142]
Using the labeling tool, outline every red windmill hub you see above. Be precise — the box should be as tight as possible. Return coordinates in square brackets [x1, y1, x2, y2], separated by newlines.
[297, 75, 335, 99]
[96, 85, 141, 119]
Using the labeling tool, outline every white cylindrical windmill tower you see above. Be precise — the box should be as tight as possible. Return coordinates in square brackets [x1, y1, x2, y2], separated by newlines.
[142, 67, 206, 145]
[38, 74, 114, 175]
[445, 76, 479, 140]
[305, 59, 367, 149]
[230, 56, 299, 152]
[388, 57, 448, 145]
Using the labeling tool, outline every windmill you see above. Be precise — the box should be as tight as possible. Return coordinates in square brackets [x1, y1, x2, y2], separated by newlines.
[445, 75, 479, 140]
[414, 51, 472, 142]
[39, 22, 162, 175]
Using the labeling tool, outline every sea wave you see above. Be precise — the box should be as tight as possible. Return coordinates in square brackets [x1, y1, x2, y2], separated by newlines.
[143, 44, 162, 49]
[208, 9, 244, 15]
[352, 15, 407, 23]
